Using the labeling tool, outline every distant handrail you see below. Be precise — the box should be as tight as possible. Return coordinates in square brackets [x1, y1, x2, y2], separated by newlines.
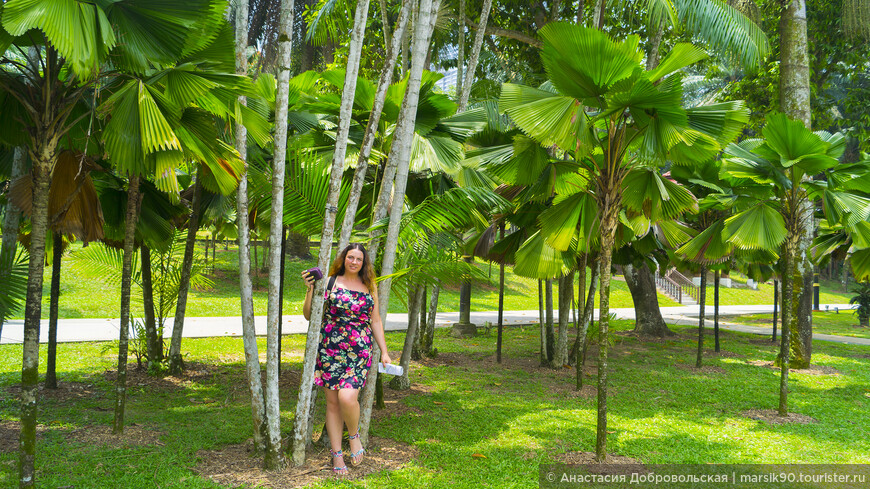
[665, 269, 701, 303]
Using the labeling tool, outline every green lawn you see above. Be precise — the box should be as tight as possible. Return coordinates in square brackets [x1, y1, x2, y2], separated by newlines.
[693, 275, 852, 306]
[1, 323, 869, 488]
[14, 242, 682, 320]
[726, 310, 870, 339]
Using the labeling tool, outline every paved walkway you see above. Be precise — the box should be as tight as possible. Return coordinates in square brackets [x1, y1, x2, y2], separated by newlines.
[2, 304, 867, 346]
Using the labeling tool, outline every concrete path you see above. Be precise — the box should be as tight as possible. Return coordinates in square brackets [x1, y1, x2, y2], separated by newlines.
[2, 303, 867, 346]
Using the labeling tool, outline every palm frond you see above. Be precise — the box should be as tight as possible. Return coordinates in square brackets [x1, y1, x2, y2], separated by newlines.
[0, 243, 28, 322]
[675, 0, 770, 70]
[724, 202, 787, 251]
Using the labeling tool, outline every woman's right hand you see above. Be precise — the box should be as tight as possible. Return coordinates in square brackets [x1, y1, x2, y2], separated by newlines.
[301, 271, 315, 291]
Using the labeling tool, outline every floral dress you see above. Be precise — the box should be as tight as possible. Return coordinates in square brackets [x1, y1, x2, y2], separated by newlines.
[313, 283, 374, 390]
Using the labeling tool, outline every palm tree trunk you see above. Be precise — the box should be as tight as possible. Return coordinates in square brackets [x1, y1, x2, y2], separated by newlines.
[392, 284, 424, 389]
[456, 0, 465, 101]
[424, 281, 440, 356]
[114, 175, 141, 434]
[497, 225, 506, 363]
[0, 147, 25, 338]
[545, 278, 554, 365]
[696, 268, 708, 368]
[278, 227, 288, 376]
[714, 269, 720, 352]
[780, 0, 813, 369]
[457, 0, 493, 111]
[19, 47, 57, 483]
[168, 174, 203, 375]
[292, 0, 370, 466]
[576, 0, 584, 24]
[379, 0, 392, 53]
[645, 20, 665, 70]
[360, 0, 442, 447]
[264, 0, 296, 471]
[772, 278, 779, 341]
[338, 0, 412, 251]
[140, 246, 161, 367]
[576, 260, 598, 390]
[593, 0, 606, 28]
[46, 234, 63, 389]
[539, 279, 546, 365]
[595, 206, 619, 462]
[779, 238, 797, 416]
[234, 0, 268, 455]
[555, 272, 573, 367]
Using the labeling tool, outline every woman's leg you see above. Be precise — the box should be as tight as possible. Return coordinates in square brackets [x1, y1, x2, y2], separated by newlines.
[322, 387, 347, 472]
[338, 388, 363, 462]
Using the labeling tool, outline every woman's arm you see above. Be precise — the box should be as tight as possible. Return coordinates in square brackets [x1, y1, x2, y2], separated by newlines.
[301, 271, 315, 320]
[370, 288, 392, 364]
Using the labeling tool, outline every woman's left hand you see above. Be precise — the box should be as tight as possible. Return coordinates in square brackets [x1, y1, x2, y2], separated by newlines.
[380, 351, 392, 365]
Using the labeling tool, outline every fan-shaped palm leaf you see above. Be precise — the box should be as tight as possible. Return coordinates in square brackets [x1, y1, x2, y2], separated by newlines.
[724, 202, 786, 251]
[514, 231, 574, 279]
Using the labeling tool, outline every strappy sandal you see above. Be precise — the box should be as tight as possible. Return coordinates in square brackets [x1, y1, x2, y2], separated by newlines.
[348, 431, 365, 466]
[330, 448, 349, 476]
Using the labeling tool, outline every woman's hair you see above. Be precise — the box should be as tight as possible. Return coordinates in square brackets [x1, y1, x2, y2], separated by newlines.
[328, 243, 376, 292]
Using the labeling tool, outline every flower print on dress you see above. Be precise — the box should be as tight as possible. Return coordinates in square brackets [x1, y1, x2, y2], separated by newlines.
[313, 284, 375, 390]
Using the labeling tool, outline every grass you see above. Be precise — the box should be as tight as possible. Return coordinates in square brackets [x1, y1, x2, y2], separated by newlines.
[693, 275, 852, 306]
[725, 310, 870, 339]
[1, 322, 869, 488]
[13, 242, 682, 320]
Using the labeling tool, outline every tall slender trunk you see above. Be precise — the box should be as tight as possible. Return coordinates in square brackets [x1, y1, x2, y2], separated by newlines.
[545, 278, 554, 365]
[278, 227, 288, 376]
[46, 234, 63, 389]
[359, 0, 442, 446]
[422, 281, 440, 356]
[263, 0, 296, 471]
[114, 175, 141, 434]
[234, 0, 268, 455]
[555, 272, 573, 367]
[19, 45, 57, 485]
[714, 269, 720, 352]
[456, 0, 465, 101]
[392, 284, 424, 389]
[576, 0, 584, 24]
[645, 21, 664, 70]
[141, 246, 161, 367]
[576, 260, 598, 390]
[772, 278, 779, 341]
[168, 175, 203, 375]
[696, 268, 708, 368]
[0, 147, 25, 338]
[593, 0, 606, 28]
[539, 279, 546, 365]
[379, 0, 392, 54]
[457, 0, 493, 111]
[779, 238, 797, 416]
[496, 225, 506, 363]
[410, 284, 424, 360]
[595, 204, 619, 462]
[338, 0, 412, 251]
[292, 0, 370, 466]
[780, 0, 813, 368]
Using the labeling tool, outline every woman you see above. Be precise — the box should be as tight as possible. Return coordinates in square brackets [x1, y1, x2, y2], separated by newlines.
[302, 243, 392, 475]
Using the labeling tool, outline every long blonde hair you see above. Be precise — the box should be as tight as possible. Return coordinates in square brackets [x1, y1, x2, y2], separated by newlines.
[328, 243, 376, 292]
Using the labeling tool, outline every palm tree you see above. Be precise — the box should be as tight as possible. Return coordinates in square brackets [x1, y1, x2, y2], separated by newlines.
[1, 1, 232, 483]
[500, 23, 747, 460]
[719, 112, 867, 414]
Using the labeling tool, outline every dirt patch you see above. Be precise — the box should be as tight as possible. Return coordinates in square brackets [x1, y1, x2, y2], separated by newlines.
[552, 451, 644, 475]
[0, 421, 56, 453]
[0, 421, 163, 453]
[741, 409, 817, 425]
[370, 382, 430, 420]
[65, 424, 165, 448]
[746, 360, 842, 376]
[675, 364, 728, 375]
[193, 435, 418, 488]
[4, 381, 103, 403]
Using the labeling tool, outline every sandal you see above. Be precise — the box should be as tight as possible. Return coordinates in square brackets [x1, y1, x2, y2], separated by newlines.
[348, 431, 365, 466]
[330, 448, 348, 476]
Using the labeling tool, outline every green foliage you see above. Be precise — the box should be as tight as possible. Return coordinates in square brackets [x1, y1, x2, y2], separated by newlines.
[849, 281, 870, 322]
[0, 243, 27, 322]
